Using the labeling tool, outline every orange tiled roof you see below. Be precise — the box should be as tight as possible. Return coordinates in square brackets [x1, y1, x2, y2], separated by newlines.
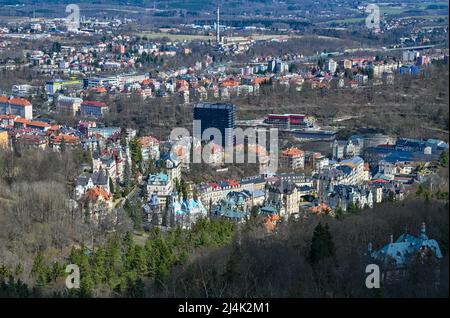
[282, 147, 304, 157]
[85, 186, 112, 201]
[173, 144, 188, 157]
[9, 97, 32, 107]
[93, 86, 107, 94]
[52, 134, 80, 143]
[309, 203, 332, 214]
[253, 77, 269, 85]
[0, 96, 32, 107]
[138, 135, 159, 147]
[28, 121, 51, 128]
[0, 114, 16, 119]
[220, 79, 240, 87]
[227, 179, 239, 187]
[264, 213, 280, 232]
[14, 118, 29, 124]
[249, 144, 267, 155]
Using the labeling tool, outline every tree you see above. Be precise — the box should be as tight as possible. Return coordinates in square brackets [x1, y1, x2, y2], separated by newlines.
[141, 185, 149, 203]
[60, 137, 66, 153]
[309, 223, 335, 265]
[130, 138, 143, 173]
[317, 57, 325, 70]
[125, 277, 145, 298]
[31, 252, 48, 288]
[123, 159, 131, 192]
[439, 150, 449, 167]
[344, 68, 354, 80]
[109, 177, 115, 194]
[346, 201, 360, 214]
[51, 42, 61, 53]
[335, 206, 344, 219]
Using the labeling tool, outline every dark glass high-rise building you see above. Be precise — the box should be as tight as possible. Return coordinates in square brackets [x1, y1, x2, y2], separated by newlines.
[193, 102, 235, 147]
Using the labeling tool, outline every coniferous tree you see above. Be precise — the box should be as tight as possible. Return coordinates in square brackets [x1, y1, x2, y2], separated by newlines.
[309, 223, 335, 265]
[109, 177, 115, 194]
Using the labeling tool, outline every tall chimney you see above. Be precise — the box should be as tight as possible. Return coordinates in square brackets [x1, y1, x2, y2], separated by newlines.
[216, 5, 220, 44]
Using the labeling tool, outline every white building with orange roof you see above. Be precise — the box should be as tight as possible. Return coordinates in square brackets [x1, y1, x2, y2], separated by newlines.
[50, 134, 81, 151]
[138, 135, 160, 161]
[281, 147, 305, 170]
[84, 186, 113, 212]
[0, 95, 33, 119]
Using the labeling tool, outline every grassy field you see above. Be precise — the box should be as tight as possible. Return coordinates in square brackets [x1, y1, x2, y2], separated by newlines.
[319, 1, 448, 26]
[138, 31, 316, 42]
[139, 31, 214, 41]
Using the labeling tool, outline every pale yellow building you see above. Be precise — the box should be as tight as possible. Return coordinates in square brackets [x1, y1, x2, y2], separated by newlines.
[0, 130, 8, 148]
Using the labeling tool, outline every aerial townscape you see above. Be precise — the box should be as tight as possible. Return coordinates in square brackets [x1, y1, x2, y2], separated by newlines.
[0, 0, 448, 300]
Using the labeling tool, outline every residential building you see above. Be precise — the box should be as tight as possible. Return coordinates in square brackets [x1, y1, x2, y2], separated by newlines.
[402, 50, 419, 62]
[75, 170, 110, 200]
[12, 84, 34, 98]
[355, 73, 369, 85]
[325, 184, 373, 212]
[0, 129, 8, 148]
[57, 95, 83, 116]
[80, 101, 109, 117]
[138, 135, 160, 161]
[266, 181, 301, 217]
[339, 156, 366, 184]
[332, 138, 363, 160]
[281, 147, 305, 170]
[147, 172, 173, 206]
[0, 96, 33, 119]
[327, 59, 337, 73]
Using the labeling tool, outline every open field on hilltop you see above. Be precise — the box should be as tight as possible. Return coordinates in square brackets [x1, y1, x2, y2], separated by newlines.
[139, 31, 214, 41]
[138, 31, 339, 42]
[319, 1, 449, 26]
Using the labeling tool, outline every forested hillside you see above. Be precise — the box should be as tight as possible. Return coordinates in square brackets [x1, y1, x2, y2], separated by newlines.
[1, 147, 448, 298]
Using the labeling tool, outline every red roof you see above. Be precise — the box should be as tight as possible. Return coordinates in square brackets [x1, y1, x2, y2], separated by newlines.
[81, 101, 107, 108]
[0, 96, 32, 107]
[370, 179, 389, 183]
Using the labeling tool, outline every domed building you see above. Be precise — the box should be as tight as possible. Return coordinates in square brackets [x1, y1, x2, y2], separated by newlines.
[168, 183, 208, 229]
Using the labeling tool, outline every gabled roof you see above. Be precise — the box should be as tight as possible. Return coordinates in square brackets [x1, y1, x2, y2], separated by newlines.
[85, 186, 112, 201]
[371, 223, 443, 268]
